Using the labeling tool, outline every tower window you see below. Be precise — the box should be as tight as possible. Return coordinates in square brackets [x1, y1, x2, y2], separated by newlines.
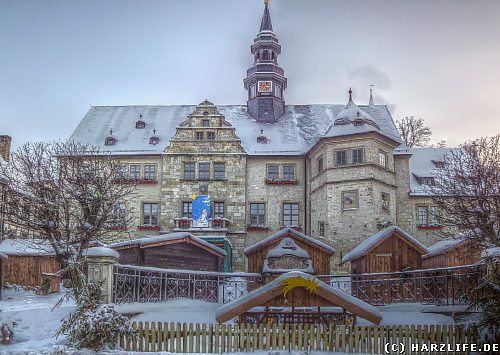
[379, 150, 388, 168]
[318, 221, 325, 238]
[317, 156, 324, 173]
[336, 150, 348, 166]
[352, 148, 364, 164]
[105, 137, 116, 146]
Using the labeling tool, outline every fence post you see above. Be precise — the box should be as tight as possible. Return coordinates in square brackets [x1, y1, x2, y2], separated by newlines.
[85, 247, 119, 303]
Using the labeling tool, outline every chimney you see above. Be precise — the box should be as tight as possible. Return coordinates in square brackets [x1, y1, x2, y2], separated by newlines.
[0, 135, 11, 162]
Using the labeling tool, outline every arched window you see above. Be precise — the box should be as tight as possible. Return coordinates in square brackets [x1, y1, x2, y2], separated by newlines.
[262, 50, 270, 61]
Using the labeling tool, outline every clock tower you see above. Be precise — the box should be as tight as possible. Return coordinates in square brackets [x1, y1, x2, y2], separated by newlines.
[244, 0, 287, 123]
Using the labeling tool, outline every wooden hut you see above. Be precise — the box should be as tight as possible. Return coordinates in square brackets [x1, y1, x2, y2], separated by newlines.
[216, 271, 382, 325]
[341, 226, 428, 274]
[0, 252, 7, 299]
[422, 237, 482, 269]
[244, 227, 335, 278]
[111, 232, 226, 272]
[0, 239, 61, 293]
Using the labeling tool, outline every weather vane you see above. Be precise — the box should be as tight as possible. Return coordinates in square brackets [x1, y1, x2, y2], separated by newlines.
[264, 0, 270, 6]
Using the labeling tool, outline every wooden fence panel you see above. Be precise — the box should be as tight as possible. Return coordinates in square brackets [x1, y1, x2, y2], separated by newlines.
[121, 322, 475, 353]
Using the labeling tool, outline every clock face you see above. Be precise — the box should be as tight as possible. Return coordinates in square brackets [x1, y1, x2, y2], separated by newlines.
[258, 81, 273, 93]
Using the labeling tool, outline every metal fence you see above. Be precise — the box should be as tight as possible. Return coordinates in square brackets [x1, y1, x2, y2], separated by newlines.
[317, 264, 486, 306]
[113, 264, 261, 304]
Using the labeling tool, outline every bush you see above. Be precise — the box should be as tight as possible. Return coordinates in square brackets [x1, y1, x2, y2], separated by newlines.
[56, 282, 134, 350]
[0, 319, 14, 344]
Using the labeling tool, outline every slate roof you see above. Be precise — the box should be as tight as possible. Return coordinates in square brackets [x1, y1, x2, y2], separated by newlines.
[408, 148, 454, 196]
[341, 226, 428, 264]
[69, 104, 403, 156]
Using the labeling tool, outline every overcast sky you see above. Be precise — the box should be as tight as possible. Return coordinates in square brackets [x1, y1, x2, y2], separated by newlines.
[1, 0, 499, 148]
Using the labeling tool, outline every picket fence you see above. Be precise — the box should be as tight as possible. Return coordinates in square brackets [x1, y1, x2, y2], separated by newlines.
[117, 322, 474, 354]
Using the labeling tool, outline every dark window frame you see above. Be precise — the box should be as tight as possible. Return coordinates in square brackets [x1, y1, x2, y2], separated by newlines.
[267, 165, 279, 180]
[283, 165, 295, 180]
[142, 202, 159, 226]
[182, 201, 192, 218]
[129, 164, 141, 180]
[143, 164, 157, 180]
[183, 162, 196, 179]
[214, 162, 225, 180]
[250, 203, 266, 226]
[283, 203, 300, 227]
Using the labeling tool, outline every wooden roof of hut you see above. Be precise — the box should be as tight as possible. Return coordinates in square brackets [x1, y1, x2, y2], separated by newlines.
[341, 226, 428, 264]
[215, 271, 382, 324]
[244, 228, 335, 256]
[111, 232, 226, 257]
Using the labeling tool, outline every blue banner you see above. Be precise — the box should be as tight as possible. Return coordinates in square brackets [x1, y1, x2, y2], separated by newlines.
[192, 195, 211, 227]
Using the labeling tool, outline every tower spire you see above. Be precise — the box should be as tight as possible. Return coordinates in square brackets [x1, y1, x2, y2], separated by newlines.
[244, 0, 287, 123]
[260, 0, 273, 32]
[348, 87, 353, 103]
[369, 84, 374, 105]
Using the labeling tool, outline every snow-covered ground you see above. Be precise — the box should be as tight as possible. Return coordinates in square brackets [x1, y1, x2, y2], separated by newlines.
[0, 289, 457, 354]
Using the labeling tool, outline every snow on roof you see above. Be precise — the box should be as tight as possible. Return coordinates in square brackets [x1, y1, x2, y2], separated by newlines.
[423, 237, 469, 258]
[408, 148, 455, 196]
[0, 251, 7, 259]
[244, 227, 335, 255]
[0, 239, 56, 256]
[341, 226, 428, 264]
[69, 104, 402, 156]
[215, 271, 382, 324]
[481, 247, 500, 258]
[110, 232, 226, 256]
[84, 247, 119, 259]
[266, 237, 310, 259]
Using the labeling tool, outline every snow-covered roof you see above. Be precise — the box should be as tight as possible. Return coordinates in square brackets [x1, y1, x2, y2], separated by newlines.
[84, 247, 119, 259]
[266, 237, 310, 259]
[0, 251, 7, 259]
[0, 239, 56, 256]
[408, 148, 454, 196]
[110, 232, 226, 256]
[244, 227, 335, 255]
[69, 104, 402, 156]
[215, 271, 382, 324]
[341, 226, 428, 264]
[423, 237, 470, 258]
[481, 247, 500, 258]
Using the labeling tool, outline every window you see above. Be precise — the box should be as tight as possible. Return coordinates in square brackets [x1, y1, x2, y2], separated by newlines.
[207, 132, 216, 140]
[267, 165, 279, 180]
[250, 203, 266, 226]
[420, 177, 435, 185]
[381, 192, 390, 212]
[342, 190, 359, 209]
[196, 132, 204, 140]
[213, 202, 224, 219]
[283, 165, 295, 180]
[379, 150, 388, 168]
[417, 206, 428, 225]
[144, 165, 156, 180]
[129, 165, 141, 180]
[110, 202, 126, 227]
[198, 162, 210, 180]
[183, 162, 195, 179]
[283, 203, 299, 227]
[318, 221, 325, 238]
[352, 148, 364, 164]
[149, 136, 159, 145]
[336, 150, 348, 166]
[430, 206, 440, 225]
[135, 120, 145, 129]
[317, 156, 324, 173]
[116, 164, 127, 178]
[182, 202, 192, 218]
[214, 163, 225, 179]
[202, 119, 210, 127]
[142, 203, 158, 225]
[105, 137, 116, 146]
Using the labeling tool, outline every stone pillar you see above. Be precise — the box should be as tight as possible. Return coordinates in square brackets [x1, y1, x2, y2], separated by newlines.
[85, 247, 119, 303]
[0, 135, 11, 162]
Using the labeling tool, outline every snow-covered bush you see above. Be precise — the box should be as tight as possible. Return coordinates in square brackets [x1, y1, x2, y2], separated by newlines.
[56, 282, 134, 350]
[467, 265, 500, 347]
[0, 319, 14, 344]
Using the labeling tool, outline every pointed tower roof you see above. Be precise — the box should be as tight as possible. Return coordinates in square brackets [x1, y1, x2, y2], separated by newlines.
[260, 0, 273, 32]
[369, 85, 375, 106]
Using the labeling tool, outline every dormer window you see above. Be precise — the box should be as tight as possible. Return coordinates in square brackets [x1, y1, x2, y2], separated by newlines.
[432, 160, 445, 168]
[257, 129, 267, 144]
[149, 136, 159, 145]
[203, 111, 209, 116]
[105, 137, 116, 146]
[135, 114, 145, 129]
[420, 177, 435, 185]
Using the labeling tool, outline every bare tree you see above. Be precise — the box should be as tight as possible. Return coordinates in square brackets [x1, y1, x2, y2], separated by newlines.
[396, 116, 432, 148]
[431, 135, 500, 247]
[0, 141, 136, 297]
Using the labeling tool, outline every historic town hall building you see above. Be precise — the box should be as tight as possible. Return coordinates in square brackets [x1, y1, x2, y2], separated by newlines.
[69, 2, 448, 271]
